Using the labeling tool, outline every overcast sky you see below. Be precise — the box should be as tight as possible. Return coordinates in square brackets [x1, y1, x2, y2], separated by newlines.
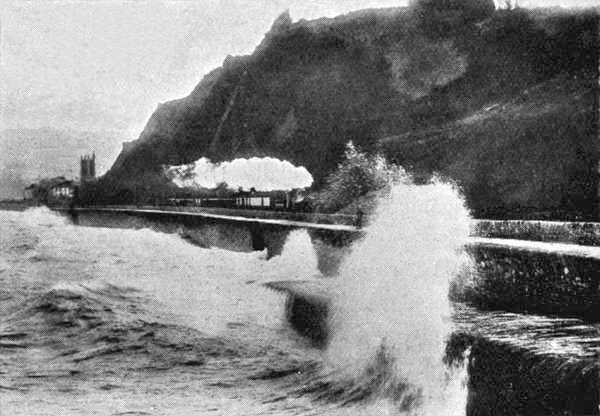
[1, 0, 597, 140]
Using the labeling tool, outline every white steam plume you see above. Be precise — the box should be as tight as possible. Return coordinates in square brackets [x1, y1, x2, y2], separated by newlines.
[167, 157, 313, 191]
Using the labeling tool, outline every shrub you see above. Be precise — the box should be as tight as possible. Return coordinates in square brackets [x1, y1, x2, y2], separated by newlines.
[313, 142, 402, 212]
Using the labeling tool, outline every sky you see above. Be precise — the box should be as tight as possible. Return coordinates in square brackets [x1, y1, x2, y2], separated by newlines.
[2, 0, 597, 141]
[1, 0, 406, 139]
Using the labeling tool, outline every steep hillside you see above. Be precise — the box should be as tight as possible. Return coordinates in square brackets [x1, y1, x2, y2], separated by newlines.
[103, 4, 598, 219]
[381, 72, 597, 219]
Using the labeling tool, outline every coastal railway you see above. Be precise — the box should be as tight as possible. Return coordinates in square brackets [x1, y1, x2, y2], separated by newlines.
[165, 189, 310, 211]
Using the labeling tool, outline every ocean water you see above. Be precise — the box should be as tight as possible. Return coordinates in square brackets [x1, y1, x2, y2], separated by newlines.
[0, 180, 471, 416]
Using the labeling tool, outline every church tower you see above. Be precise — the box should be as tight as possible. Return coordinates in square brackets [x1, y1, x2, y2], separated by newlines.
[80, 153, 96, 182]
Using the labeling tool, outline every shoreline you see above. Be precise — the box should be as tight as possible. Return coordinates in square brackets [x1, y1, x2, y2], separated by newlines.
[4, 202, 600, 245]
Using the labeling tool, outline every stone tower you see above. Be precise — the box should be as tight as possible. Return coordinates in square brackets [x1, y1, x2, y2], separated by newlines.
[80, 153, 96, 182]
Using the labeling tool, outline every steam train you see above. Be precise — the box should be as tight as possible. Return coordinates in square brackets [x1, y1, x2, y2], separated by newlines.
[165, 189, 310, 212]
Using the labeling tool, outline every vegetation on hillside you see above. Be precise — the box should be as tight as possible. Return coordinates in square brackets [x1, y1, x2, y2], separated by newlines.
[313, 142, 402, 213]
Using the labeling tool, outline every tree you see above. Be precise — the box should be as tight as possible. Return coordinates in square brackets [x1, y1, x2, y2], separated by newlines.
[314, 142, 401, 212]
[164, 163, 196, 184]
[214, 182, 233, 198]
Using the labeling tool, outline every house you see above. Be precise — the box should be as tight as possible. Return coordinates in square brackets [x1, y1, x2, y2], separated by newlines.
[47, 179, 77, 205]
[23, 184, 38, 200]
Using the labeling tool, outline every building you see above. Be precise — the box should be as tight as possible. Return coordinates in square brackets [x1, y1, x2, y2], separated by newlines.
[23, 184, 38, 200]
[80, 154, 96, 182]
[48, 179, 77, 205]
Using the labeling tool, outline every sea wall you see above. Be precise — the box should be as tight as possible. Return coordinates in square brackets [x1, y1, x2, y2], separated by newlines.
[71, 206, 600, 243]
[59, 208, 359, 270]
[70, 209, 290, 254]
[473, 219, 600, 246]
[266, 281, 600, 416]
[452, 242, 600, 319]
[447, 332, 598, 416]
[79, 204, 359, 226]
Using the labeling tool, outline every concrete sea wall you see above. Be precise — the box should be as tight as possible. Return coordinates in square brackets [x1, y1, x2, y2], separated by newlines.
[79, 204, 359, 226]
[460, 335, 598, 415]
[452, 240, 600, 320]
[473, 219, 600, 246]
[267, 281, 600, 416]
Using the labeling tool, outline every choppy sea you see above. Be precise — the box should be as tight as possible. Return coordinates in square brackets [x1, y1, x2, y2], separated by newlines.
[0, 182, 471, 416]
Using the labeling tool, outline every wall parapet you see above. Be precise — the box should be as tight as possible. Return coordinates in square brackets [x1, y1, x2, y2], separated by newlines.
[472, 219, 600, 246]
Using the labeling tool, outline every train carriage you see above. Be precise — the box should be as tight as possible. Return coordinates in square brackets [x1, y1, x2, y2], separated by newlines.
[167, 189, 307, 211]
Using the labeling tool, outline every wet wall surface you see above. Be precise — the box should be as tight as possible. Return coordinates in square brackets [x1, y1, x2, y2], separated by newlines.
[266, 280, 600, 416]
[456, 244, 600, 320]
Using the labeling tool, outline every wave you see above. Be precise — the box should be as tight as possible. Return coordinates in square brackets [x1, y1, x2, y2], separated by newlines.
[0, 282, 244, 379]
[1, 187, 473, 414]
[19, 206, 70, 228]
[322, 178, 472, 414]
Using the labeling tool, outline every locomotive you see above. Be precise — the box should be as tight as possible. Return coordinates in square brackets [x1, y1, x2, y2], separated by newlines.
[166, 189, 310, 212]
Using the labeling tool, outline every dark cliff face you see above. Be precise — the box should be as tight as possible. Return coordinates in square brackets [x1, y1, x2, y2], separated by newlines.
[105, 5, 598, 219]
[108, 11, 398, 184]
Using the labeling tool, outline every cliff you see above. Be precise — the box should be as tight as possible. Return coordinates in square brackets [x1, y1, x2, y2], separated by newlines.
[103, 3, 599, 219]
